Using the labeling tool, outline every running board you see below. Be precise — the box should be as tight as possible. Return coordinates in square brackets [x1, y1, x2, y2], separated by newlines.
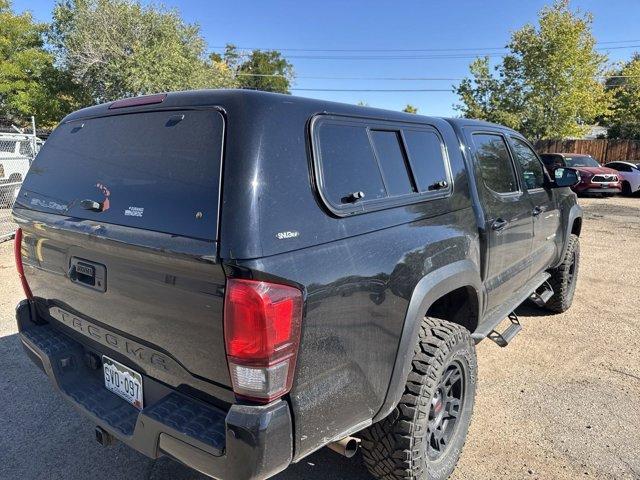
[472, 271, 550, 342]
[487, 312, 521, 347]
[529, 281, 554, 307]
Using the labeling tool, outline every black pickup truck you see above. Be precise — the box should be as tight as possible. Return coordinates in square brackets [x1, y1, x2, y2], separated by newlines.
[12, 90, 582, 480]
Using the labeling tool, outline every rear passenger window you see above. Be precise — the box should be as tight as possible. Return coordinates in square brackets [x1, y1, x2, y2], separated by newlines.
[313, 116, 451, 214]
[473, 133, 518, 193]
[370, 130, 414, 196]
[315, 123, 386, 204]
[403, 130, 449, 192]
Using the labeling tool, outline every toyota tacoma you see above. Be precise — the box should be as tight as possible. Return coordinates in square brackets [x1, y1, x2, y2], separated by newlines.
[13, 90, 582, 480]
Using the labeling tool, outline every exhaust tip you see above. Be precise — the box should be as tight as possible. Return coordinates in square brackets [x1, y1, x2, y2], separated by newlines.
[328, 436, 360, 458]
[343, 437, 359, 458]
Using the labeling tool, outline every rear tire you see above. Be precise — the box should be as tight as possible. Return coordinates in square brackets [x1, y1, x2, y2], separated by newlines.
[544, 234, 580, 313]
[360, 318, 477, 480]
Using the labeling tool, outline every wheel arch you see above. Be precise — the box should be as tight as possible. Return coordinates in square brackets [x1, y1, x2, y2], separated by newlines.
[371, 260, 482, 423]
[554, 203, 582, 268]
[571, 216, 582, 236]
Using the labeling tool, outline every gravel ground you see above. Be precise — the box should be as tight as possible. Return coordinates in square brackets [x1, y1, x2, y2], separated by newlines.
[0, 207, 15, 241]
[0, 196, 639, 480]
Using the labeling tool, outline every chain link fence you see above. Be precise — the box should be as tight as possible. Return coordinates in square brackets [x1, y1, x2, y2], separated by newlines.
[0, 125, 42, 241]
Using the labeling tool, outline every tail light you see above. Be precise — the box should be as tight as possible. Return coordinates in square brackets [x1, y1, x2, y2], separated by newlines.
[224, 278, 303, 403]
[14, 228, 33, 299]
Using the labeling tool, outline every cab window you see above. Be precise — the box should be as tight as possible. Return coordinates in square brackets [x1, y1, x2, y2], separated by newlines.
[473, 133, 519, 194]
[510, 138, 546, 190]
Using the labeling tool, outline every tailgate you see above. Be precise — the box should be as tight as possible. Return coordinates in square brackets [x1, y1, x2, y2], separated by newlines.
[14, 108, 231, 389]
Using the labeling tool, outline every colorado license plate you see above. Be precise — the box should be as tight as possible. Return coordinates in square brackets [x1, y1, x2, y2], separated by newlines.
[103, 356, 144, 409]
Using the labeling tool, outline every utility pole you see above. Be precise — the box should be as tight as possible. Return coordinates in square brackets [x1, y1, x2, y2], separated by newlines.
[31, 116, 37, 159]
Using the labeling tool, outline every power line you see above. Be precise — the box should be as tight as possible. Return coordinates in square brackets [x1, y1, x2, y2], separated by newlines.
[217, 45, 640, 61]
[599, 44, 640, 50]
[237, 73, 640, 81]
[212, 39, 640, 53]
[290, 88, 453, 92]
[216, 46, 509, 53]
[289, 83, 640, 93]
[274, 53, 507, 60]
[236, 73, 464, 80]
[289, 84, 639, 93]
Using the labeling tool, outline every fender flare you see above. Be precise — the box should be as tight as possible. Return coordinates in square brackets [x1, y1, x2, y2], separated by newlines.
[372, 259, 482, 423]
[553, 203, 582, 268]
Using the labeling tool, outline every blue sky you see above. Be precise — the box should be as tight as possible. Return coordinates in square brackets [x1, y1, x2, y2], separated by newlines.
[13, 0, 640, 116]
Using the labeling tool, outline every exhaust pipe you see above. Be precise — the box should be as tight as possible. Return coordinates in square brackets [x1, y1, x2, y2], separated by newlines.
[327, 436, 360, 458]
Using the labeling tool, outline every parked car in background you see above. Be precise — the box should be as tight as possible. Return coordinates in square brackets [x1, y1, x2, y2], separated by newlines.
[605, 161, 640, 195]
[540, 153, 621, 196]
[0, 133, 40, 207]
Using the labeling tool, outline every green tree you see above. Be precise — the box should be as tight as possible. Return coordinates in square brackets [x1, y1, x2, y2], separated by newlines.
[221, 44, 294, 93]
[455, 0, 610, 140]
[0, 0, 73, 126]
[50, 0, 237, 104]
[402, 104, 418, 114]
[605, 54, 640, 139]
[454, 57, 522, 128]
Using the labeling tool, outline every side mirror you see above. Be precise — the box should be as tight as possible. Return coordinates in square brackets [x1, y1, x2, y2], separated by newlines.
[549, 167, 580, 188]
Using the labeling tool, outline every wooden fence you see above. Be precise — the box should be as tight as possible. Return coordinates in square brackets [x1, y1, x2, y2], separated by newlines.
[534, 139, 640, 164]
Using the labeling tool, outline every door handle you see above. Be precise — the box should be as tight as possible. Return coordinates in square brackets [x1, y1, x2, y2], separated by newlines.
[532, 206, 543, 217]
[491, 218, 508, 231]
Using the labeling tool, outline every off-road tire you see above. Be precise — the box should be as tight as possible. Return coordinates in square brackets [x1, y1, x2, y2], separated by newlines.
[360, 318, 477, 480]
[545, 234, 580, 313]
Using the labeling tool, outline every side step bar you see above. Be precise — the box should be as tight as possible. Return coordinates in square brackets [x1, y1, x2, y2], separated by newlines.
[488, 312, 521, 347]
[529, 281, 554, 307]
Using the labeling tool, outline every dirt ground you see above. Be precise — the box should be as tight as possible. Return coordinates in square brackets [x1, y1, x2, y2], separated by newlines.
[0, 195, 638, 480]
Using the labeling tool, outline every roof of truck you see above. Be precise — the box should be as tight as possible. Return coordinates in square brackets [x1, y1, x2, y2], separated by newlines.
[63, 89, 433, 122]
[62, 89, 515, 134]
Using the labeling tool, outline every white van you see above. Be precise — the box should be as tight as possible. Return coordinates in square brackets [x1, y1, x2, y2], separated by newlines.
[0, 133, 41, 207]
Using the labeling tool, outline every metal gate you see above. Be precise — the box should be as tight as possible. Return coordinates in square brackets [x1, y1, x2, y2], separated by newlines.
[0, 125, 42, 242]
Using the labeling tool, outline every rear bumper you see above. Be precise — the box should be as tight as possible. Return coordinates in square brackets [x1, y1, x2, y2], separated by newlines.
[15, 300, 293, 480]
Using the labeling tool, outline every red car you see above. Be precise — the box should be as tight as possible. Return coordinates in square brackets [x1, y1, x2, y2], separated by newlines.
[540, 153, 621, 196]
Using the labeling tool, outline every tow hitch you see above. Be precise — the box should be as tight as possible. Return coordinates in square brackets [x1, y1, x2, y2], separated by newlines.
[95, 426, 115, 447]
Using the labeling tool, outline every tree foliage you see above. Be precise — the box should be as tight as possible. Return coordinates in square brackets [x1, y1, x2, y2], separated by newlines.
[218, 44, 294, 94]
[403, 104, 418, 114]
[606, 54, 640, 139]
[50, 0, 237, 104]
[455, 0, 610, 140]
[0, 0, 74, 126]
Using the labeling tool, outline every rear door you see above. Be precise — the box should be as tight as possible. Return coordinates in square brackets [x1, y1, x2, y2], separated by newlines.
[14, 108, 232, 390]
[467, 130, 534, 312]
[508, 136, 560, 276]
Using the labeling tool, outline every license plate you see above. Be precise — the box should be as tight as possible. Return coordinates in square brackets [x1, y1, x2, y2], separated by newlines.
[601, 183, 609, 188]
[103, 356, 144, 409]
